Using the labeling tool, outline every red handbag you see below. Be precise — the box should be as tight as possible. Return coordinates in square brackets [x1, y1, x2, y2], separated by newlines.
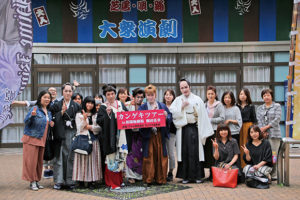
[212, 166, 238, 188]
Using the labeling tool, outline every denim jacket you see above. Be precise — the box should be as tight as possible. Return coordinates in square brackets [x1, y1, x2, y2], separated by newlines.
[24, 106, 52, 139]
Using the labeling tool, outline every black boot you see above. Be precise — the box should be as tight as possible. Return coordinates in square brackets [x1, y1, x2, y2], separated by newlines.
[166, 172, 173, 182]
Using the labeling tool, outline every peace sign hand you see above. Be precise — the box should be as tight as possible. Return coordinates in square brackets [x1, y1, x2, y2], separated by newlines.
[82, 109, 88, 120]
[241, 145, 249, 155]
[31, 107, 37, 116]
[211, 138, 218, 149]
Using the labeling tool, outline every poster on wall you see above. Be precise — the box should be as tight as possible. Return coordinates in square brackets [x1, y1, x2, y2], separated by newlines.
[0, 0, 33, 129]
[293, 7, 300, 140]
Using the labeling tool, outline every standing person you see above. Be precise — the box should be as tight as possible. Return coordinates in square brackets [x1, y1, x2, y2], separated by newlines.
[139, 84, 171, 186]
[242, 125, 273, 189]
[117, 88, 131, 105]
[212, 124, 242, 182]
[163, 89, 177, 182]
[125, 88, 145, 184]
[22, 90, 54, 191]
[204, 85, 225, 181]
[170, 78, 214, 184]
[96, 84, 128, 190]
[256, 89, 281, 181]
[221, 91, 242, 144]
[72, 93, 83, 106]
[116, 88, 132, 153]
[72, 96, 102, 188]
[237, 88, 257, 168]
[50, 83, 81, 190]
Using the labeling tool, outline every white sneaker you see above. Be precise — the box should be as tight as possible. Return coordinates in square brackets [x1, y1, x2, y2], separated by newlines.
[36, 182, 44, 189]
[30, 181, 39, 191]
[182, 180, 189, 184]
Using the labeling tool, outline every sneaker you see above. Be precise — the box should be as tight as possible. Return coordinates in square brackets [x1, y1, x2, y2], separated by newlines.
[30, 181, 39, 191]
[196, 179, 204, 184]
[182, 180, 189, 184]
[43, 170, 50, 179]
[36, 182, 44, 189]
[53, 183, 62, 190]
[121, 182, 125, 187]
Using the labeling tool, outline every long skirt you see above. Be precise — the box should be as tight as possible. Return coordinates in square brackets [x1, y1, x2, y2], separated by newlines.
[240, 122, 253, 168]
[126, 133, 143, 180]
[104, 165, 123, 189]
[142, 131, 168, 184]
[176, 123, 204, 181]
[53, 128, 75, 185]
[22, 144, 44, 182]
[72, 140, 102, 182]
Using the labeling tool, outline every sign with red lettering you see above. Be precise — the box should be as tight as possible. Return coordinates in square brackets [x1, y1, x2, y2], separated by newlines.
[117, 110, 166, 130]
[33, 6, 50, 27]
[189, 0, 201, 15]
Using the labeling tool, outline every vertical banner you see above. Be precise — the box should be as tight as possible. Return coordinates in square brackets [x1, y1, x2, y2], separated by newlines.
[0, 0, 33, 129]
[294, 8, 300, 139]
[284, 80, 293, 137]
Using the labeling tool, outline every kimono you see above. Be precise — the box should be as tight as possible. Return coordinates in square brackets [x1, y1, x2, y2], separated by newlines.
[170, 93, 214, 181]
[139, 101, 171, 184]
[96, 101, 128, 189]
[50, 99, 81, 186]
[125, 104, 143, 180]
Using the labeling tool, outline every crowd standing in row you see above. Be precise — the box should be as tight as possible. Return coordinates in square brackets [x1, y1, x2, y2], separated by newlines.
[17, 78, 281, 191]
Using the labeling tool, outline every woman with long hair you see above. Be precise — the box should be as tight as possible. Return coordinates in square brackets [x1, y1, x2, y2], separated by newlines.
[237, 88, 257, 168]
[22, 90, 54, 190]
[72, 96, 102, 188]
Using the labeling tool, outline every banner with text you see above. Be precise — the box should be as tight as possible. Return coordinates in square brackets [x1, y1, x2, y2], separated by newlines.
[0, 0, 32, 129]
[294, 9, 300, 140]
[117, 109, 166, 130]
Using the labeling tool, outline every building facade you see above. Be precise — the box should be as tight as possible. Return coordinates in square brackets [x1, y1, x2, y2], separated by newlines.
[0, 0, 292, 147]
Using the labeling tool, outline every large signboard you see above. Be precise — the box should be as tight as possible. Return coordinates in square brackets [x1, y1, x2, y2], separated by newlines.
[0, 0, 33, 129]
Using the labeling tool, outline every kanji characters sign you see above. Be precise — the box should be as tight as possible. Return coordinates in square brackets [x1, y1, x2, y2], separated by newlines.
[110, 0, 165, 12]
[98, 19, 178, 39]
[117, 110, 166, 130]
[189, 0, 201, 15]
[33, 6, 50, 27]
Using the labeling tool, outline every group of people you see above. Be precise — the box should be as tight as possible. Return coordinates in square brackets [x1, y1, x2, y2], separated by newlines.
[19, 78, 281, 191]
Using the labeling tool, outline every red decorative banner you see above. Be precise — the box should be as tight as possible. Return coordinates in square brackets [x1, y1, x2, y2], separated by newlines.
[189, 0, 201, 15]
[117, 109, 166, 130]
[33, 6, 50, 27]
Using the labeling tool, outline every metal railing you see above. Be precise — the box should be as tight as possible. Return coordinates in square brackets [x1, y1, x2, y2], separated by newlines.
[277, 137, 300, 186]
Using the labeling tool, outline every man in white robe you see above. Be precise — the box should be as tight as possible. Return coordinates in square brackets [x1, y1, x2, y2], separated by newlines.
[170, 78, 213, 183]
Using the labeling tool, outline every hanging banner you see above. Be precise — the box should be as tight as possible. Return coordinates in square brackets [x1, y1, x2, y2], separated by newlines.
[284, 80, 293, 137]
[0, 0, 33, 129]
[117, 110, 166, 130]
[293, 7, 300, 139]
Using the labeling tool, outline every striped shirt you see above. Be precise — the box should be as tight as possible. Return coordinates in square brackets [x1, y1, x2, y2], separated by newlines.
[257, 102, 282, 138]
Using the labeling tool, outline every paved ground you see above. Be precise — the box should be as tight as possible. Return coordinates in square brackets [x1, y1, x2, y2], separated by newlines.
[0, 148, 300, 200]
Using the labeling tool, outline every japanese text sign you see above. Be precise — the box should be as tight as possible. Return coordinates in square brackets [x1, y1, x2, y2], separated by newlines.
[189, 0, 201, 15]
[33, 6, 50, 27]
[117, 109, 166, 130]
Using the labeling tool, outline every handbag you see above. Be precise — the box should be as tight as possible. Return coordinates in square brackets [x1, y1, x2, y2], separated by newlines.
[212, 166, 238, 188]
[43, 127, 54, 161]
[71, 133, 93, 155]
